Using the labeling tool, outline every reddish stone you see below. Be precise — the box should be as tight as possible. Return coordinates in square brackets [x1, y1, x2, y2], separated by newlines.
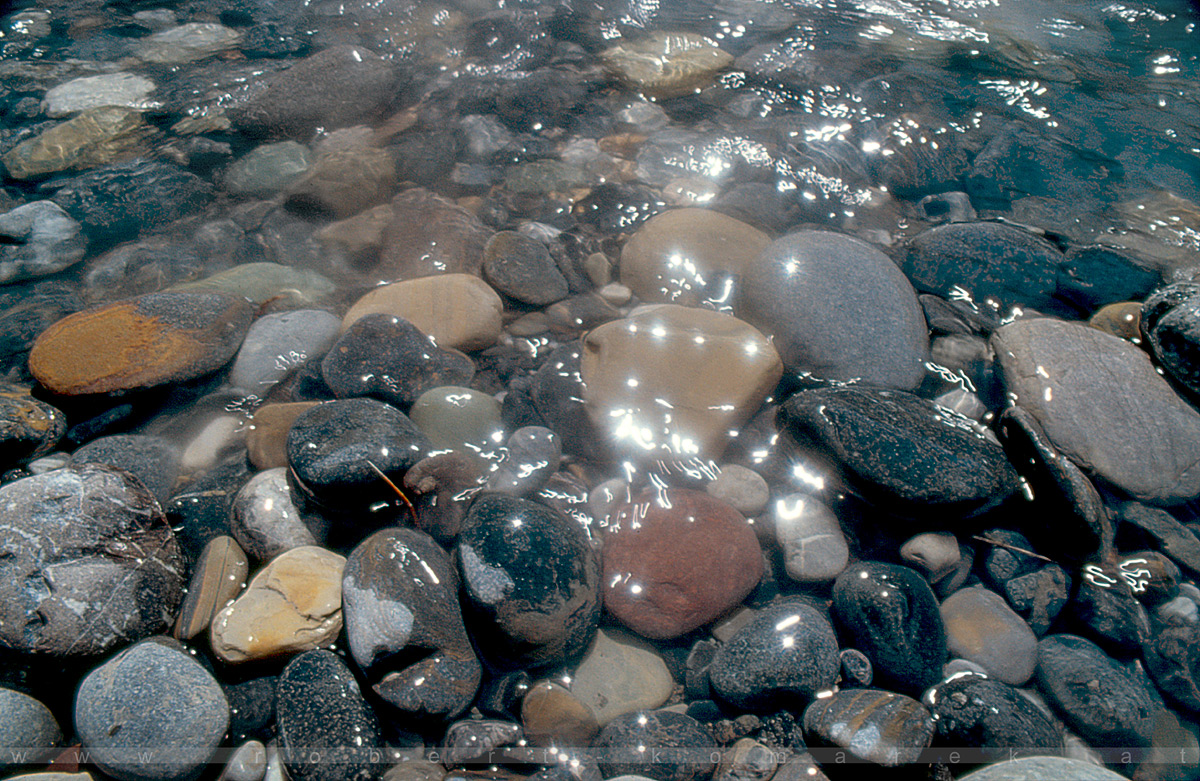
[602, 487, 763, 639]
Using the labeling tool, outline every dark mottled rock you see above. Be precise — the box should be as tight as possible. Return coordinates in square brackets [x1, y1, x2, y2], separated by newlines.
[529, 341, 607, 462]
[602, 488, 763, 640]
[342, 527, 481, 719]
[164, 454, 253, 564]
[224, 676, 277, 740]
[839, 648, 873, 688]
[904, 222, 1070, 317]
[923, 672, 1062, 754]
[443, 718, 523, 765]
[276, 650, 382, 781]
[483, 231, 569, 306]
[286, 398, 430, 518]
[74, 639, 229, 781]
[1143, 603, 1200, 714]
[322, 314, 474, 409]
[0, 384, 64, 468]
[1117, 502, 1200, 576]
[738, 230, 929, 389]
[1004, 564, 1071, 636]
[1142, 282, 1200, 399]
[573, 183, 667, 233]
[228, 46, 400, 140]
[70, 434, 179, 504]
[0, 464, 184, 656]
[708, 600, 839, 711]
[1057, 246, 1159, 312]
[457, 493, 600, 670]
[0, 688, 61, 766]
[778, 387, 1020, 520]
[1036, 634, 1161, 747]
[1119, 551, 1180, 606]
[992, 318, 1200, 505]
[803, 689, 935, 767]
[0, 201, 86, 285]
[1070, 560, 1151, 653]
[831, 562, 947, 694]
[593, 710, 717, 781]
[50, 159, 215, 249]
[403, 452, 483, 545]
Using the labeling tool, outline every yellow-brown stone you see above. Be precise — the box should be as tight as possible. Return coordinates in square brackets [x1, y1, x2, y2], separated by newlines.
[1, 107, 152, 180]
[246, 401, 320, 470]
[341, 273, 503, 351]
[1089, 301, 1142, 343]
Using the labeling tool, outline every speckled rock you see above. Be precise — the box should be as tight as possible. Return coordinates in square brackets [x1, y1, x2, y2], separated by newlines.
[75, 639, 229, 781]
[0, 688, 61, 766]
[173, 535, 248, 641]
[210, 546, 346, 663]
[940, 587, 1039, 686]
[483, 231, 569, 306]
[602, 487, 763, 639]
[803, 689, 935, 767]
[342, 274, 503, 353]
[593, 710, 717, 781]
[602, 33, 734, 99]
[69, 434, 179, 504]
[570, 628, 674, 726]
[230, 468, 322, 560]
[29, 291, 252, 395]
[772, 494, 849, 583]
[0, 464, 184, 656]
[0, 384, 65, 468]
[923, 672, 1062, 754]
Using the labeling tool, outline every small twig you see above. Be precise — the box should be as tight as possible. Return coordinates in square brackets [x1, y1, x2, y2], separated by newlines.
[970, 534, 1054, 563]
[366, 460, 418, 525]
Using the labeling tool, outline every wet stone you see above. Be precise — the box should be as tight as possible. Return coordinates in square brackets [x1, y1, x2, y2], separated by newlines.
[457, 492, 600, 669]
[831, 562, 947, 695]
[223, 141, 311, 198]
[1004, 564, 1071, 636]
[409, 386, 504, 455]
[223, 676, 276, 740]
[738, 230, 930, 390]
[593, 710, 717, 781]
[708, 600, 839, 712]
[521, 681, 599, 747]
[839, 648, 873, 688]
[602, 32, 734, 99]
[1143, 602, 1200, 713]
[0, 464, 184, 656]
[0, 688, 61, 766]
[0, 384, 64, 468]
[1, 108, 151, 181]
[231, 468, 323, 561]
[173, 535, 249, 641]
[165, 454, 252, 564]
[377, 189, 493, 281]
[714, 738, 776, 781]
[1119, 550, 1180, 606]
[228, 310, 341, 396]
[276, 650, 382, 781]
[706, 465, 769, 518]
[210, 546, 346, 663]
[404, 452, 484, 545]
[342, 274, 503, 353]
[956, 757, 1130, 781]
[170, 263, 334, 309]
[1117, 502, 1200, 576]
[247, 402, 319, 471]
[486, 426, 561, 498]
[222, 741, 267, 781]
[0, 202, 87, 285]
[772, 495, 849, 584]
[30, 291, 252, 396]
[570, 628, 674, 727]
[923, 672, 1062, 754]
[133, 23, 242, 64]
[602, 487, 763, 640]
[1089, 301, 1142, 342]
[42, 72, 158, 118]
[940, 586, 1039, 686]
[74, 639, 229, 781]
[285, 133, 396, 219]
[1142, 282, 1200, 399]
[483, 231, 569, 306]
[802, 689, 935, 767]
[778, 387, 1021, 521]
[899, 532, 961, 583]
[443, 719, 522, 765]
[1057, 245, 1160, 312]
[69, 434, 179, 504]
[322, 314, 475, 409]
[1070, 560, 1151, 653]
[343, 527, 481, 719]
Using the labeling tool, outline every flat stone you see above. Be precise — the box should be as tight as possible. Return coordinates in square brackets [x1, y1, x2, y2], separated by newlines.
[581, 304, 782, 461]
[593, 710, 717, 781]
[74, 639, 229, 781]
[522, 681, 599, 747]
[43, 73, 158, 118]
[210, 546, 346, 663]
[342, 274, 503, 353]
[2, 108, 151, 180]
[772, 494, 849, 583]
[619, 209, 770, 306]
[0, 383, 65, 468]
[230, 468, 322, 561]
[170, 263, 334, 308]
[29, 291, 252, 395]
[923, 672, 1062, 754]
[223, 141, 311, 198]
[0, 688, 61, 766]
[992, 317, 1200, 505]
[409, 386, 504, 454]
[0, 464, 184, 656]
[228, 310, 341, 396]
[738, 230, 930, 389]
[285, 133, 396, 219]
[940, 586, 1039, 686]
[802, 689, 935, 767]
[173, 535, 249, 641]
[0, 201, 87, 284]
[376, 189, 493, 281]
[778, 387, 1021, 520]
[602, 487, 763, 639]
[247, 402, 319, 470]
[570, 628, 674, 726]
[133, 23, 242, 64]
[956, 757, 1130, 781]
[602, 32, 734, 99]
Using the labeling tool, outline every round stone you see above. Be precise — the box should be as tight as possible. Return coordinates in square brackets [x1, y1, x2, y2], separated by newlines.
[602, 487, 763, 639]
[593, 710, 717, 781]
[409, 386, 504, 454]
[42, 73, 158, 118]
[923, 672, 1062, 754]
[956, 757, 1132, 781]
[227, 309, 341, 395]
[802, 689, 935, 767]
[230, 468, 322, 561]
[900, 532, 962, 583]
[706, 465, 770, 517]
[569, 628, 674, 727]
[483, 231, 569, 306]
[486, 426, 561, 498]
[222, 141, 311, 198]
[602, 33, 734, 99]
[521, 681, 599, 747]
[247, 402, 319, 471]
[940, 586, 1038, 686]
[772, 494, 850, 583]
[0, 689, 61, 765]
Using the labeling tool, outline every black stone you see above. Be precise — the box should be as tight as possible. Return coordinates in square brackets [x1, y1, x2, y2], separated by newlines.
[223, 675, 276, 741]
[685, 639, 720, 701]
[831, 562, 947, 695]
[839, 648, 873, 688]
[164, 453, 253, 565]
[476, 670, 532, 720]
[708, 601, 839, 712]
[978, 528, 1043, 587]
[321, 314, 475, 409]
[456, 492, 600, 671]
[778, 386, 1020, 521]
[1142, 282, 1200, 399]
[592, 710, 717, 781]
[70, 433, 180, 504]
[494, 68, 588, 133]
[1142, 609, 1200, 714]
[1056, 245, 1159, 312]
[0, 384, 64, 468]
[1118, 551, 1180, 606]
[1117, 502, 1200, 577]
[1069, 560, 1152, 654]
[483, 231, 569, 307]
[923, 672, 1062, 754]
[276, 650, 382, 781]
[529, 341, 607, 462]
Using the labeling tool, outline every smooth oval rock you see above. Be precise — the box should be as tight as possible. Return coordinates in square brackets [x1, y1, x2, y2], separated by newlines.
[0, 201, 87, 285]
[228, 310, 341, 395]
[133, 23, 242, 64]
[706, 465, 769, 518]
[956, 757, 1131, 781]
[74, 639, 229, 781]
[602, 32, 734, 99]
[738, 230, 929, 389]
[223, 141, 312, 198]
[0, 688, 61, 766]
[247, 402, 320, 471]
[569, 628, 674, 727]
[803, 689, 935, 767]
[409, 386, 504, 455]
[602, 487, 763, 640]
[772, 494, 849, 583]
[484, 231, 569, 306]
[0, 464, 184, 656]
[581, 304, 782, 461]
[29, 291, 252, 395]
[173, 535, 249, 641]
[342, 274, 504, 353]
[376, 189, 493, 281]
[923, 672, 1062, 754]
[941, 587, 1039, 686]
[230, 468, 321, 561]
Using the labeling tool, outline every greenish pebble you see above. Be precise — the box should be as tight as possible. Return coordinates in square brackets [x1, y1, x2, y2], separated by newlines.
[168, 263, 335, 307]
[222, 142, 311, 197]
[504, 160, 589, 195]
[409, 386, 504, 455]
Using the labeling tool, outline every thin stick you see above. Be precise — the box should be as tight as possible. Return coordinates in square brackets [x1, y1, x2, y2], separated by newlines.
[366, 459, 418, 525]
[970, 534, 1054, 563]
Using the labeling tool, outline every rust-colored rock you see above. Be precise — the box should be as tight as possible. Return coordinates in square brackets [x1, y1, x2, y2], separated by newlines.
[29, 291, 252, 395]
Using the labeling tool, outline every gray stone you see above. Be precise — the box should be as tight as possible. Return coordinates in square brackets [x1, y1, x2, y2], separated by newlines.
[956, 757, 1130, 781]
[706, 465, 769, 517]
[900, 532, 961, 583]
[0, 202, 86, 285]
[69, 434, 180, 504]
[75, 639, 230, 781]
[940, 587, 1039, 686]
[993, 318, 1200, 505]
[223, 142, 311, 198]
[230, 468, 323, 560]
[571, 628, 674, 726]
[42, 73, 158, 118]
[228, 309, 340, 395]
[772, 494, 849, 583]
[133, 23, 242, 65]
[0, 688, 61, 766]
[220, 741, 266, 781]
[486, 426, 561, 497]
[483, 231, 569, 306]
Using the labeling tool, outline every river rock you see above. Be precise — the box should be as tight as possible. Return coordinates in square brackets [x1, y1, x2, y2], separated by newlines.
[802, 689, 935, 767]
[486, 426, 560, 497]
[778, 387, 1021, 520]
[342, 527, 481, 719]
[42, 73, 158, 118]
[593, 710, 717, 781]
[772, 494, 849, 583]
[231, 468, 322, 560]
[442, 719, 522, 765]
[0, 688, 61, 766]
[956, 757, 1130, 781]
[74, 639, 229, 781]
[1142, 282, 1200, 399]
[285, 133, 396, 219]
[210, 546, 346, 663]
[992, 317, 1200, 505]
[708, 600, 839, 711]
[899, 532, 961, 583]
[457, 492, 600, 669]
[0, 464, 184, 656]
[69, 434, 179, 504]
[602, 32, 733, 99]
[376, 188, 493, 281]
[706, 465, 769, 517]
[170, 263, 334, 308]
[247, 402, 319, 470]
[276, 650, 381, 781]
[483, 231, 569, 306]
[738, 230, 929, 389]
[1, 108, 151, 180]
[133, 23, 242, 64]
[940, 587, 1039, 686]
[228, 45, 399, 139]
[619, 209, 770, 307]
[1004, 564, 1071, 636]
[522, 681, 599, 747]
[0, 202, 86, 284]
[0, 384, 64, 468]
[404, 452, 484, 544]
[222, 741, 267, 781]
[409, 386, 504, 454]
[602, 487, 763, 639]
[342, 274, 503, 353]
[29, 291, 252, 395]
[223, 141, 311, 198]
[580, 304, 782, 461]
[923, 672, 1062, 754]
[570, 628, 674, 727]
[831, 562, 947, 694]
[173, 535, 249, 641]
[1118, 502, 1200, 576]
[322, 314, 475, 408]
[228, 310, 341, 396]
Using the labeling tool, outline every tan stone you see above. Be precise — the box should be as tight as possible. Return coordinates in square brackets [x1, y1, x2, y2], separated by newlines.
[521, 681, 599, 747]
[246, 402, 320, 470]
[315, 204, 393, 259]
[1089, 301, 1142, 342]
[1, 107, 152, 179]
[210, 546, 345, 663]
[580, 304, 782, 461]
[286, 130, 396, 219]
[569, 628, 673, 726]
[342, 274, 503, 351]
[174, 536, 249, 641]
[620, 208, 770, 306]
[601, 32, 733, 99]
